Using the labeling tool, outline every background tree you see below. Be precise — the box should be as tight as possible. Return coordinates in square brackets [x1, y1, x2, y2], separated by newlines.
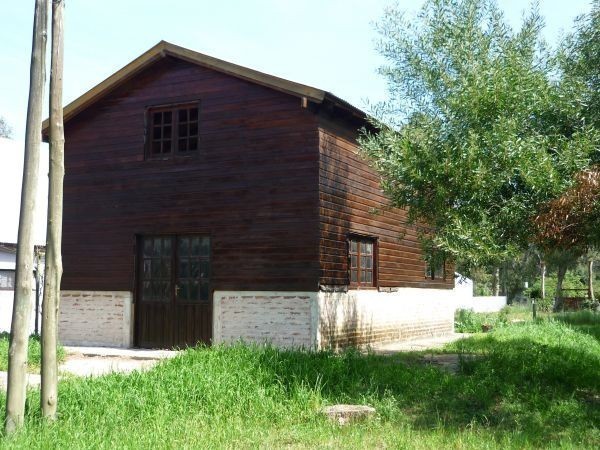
[0, 117, 13, 138]
[41, 0, 64, 420]
[5, 0, 48, 434]
[562, 0, 600, 131]
[360, 0, 598, 272]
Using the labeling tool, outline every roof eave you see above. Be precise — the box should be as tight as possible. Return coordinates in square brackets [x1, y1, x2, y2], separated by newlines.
[42, 41, 331, 138]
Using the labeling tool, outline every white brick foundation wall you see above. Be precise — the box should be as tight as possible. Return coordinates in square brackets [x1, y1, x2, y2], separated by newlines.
[59, 291, 133, 348]
[212, 288, 455, 350]
[317, 288, 456, 348]
[213, 291, 317, 348]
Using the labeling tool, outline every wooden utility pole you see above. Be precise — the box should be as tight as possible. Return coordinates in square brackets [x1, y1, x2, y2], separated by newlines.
[5, 0, 48, 434]
[41, 0, 64, 420]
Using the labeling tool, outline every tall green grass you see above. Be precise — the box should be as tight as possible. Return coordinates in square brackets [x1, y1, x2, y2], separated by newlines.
[1, 317, 598, 449]
[0, 333, 65, 372]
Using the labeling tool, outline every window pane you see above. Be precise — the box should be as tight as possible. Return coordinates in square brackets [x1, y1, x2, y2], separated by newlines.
[351, 255, 357, 268]
[189, 123, 198, 136]
[350, 241, 357, 253]
[200, 237, 210, 256]
[178, 139, 187, 152]
[365, 256, 372, 269]
[179, 260, 189, 278]
[360, 242, 367, 254]
[163, 126, 172, 139]
[179, 237, 189, 255]
[0, 270, 15, 290]
[179, 109, 188, 122]
[190, 260, 200, 278]
[179, 283, 189, 301]
[366, 271, 372, 283]
[151, 260, 161, 278]
[200, 282, 209, 301]
[153, 239, 161, 256]
[163, 111, 172, 124]
[143, 239, 153, 257]
[162, 140, 171, 153]
[188, 138, 198, 151]
[360, 270, 366, 282]
[152, 141, 161, 154]
[142, 281, 151, 300]
[365, 243, 373, 255]
[189, 107, 198, 121]
[143, 259, 151, 277]
[153, 112, 161, 124]
[179, 124, 188, 137]
[153, 126, 161, 139]
[350, 270, 357, 283]
[191, 237, 201, 255]
[361, 256, 367, 269]
[200, 260, 209, 278]
[160, 259, 171, 278]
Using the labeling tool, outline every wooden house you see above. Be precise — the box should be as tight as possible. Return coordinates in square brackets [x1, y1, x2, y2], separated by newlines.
[43, 42, 455, 349]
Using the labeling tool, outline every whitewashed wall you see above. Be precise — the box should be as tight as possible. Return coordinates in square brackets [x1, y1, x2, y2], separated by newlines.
[213, 291, 316, 348]
[59, 291, 133, 347]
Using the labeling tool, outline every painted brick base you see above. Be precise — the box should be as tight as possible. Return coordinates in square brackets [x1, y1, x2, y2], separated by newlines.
[318, 289, 455, 349]
[212, 288, 455, 350]
[59, 291, 133, 348]
[213, 291, 317, 348]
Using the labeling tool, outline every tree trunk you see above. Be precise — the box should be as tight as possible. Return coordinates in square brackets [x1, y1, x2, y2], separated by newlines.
[540, 261, 546, 300]
[41, 0, 64, 421]
[589, 259, 595, 303]
[5, 0, 48, 435]
[554, 264, 567, 312]
[493, 267, 500, 296]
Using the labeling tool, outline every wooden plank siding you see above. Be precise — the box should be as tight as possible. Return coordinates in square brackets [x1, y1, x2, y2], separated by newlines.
[61, 56, 321, 293]
[317, 116, 454, 289]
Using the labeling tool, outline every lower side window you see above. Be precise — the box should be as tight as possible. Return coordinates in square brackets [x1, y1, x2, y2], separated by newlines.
[349, 236, 375, 287]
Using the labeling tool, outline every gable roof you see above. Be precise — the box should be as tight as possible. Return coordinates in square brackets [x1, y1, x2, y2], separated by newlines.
[42, 41, 366, 134]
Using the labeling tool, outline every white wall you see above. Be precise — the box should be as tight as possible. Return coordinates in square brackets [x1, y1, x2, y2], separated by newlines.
[213, 288, 456, 350]
[317, 288, 456, 348]
[59, 291, 133, 347]
[213, 291, 316, 348]
[458, 296, 508, 313]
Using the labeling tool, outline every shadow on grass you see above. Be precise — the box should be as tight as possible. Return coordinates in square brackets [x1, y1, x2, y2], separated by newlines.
[253, 322, 600, 444]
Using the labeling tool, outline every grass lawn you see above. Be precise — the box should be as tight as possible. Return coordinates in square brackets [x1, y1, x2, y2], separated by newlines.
[0, 333, 65, 373]
[0, 310, 598, 449]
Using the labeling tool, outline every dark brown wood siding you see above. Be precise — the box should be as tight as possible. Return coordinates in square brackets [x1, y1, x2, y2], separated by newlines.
[318, 116, 454, 289]
[62, 57, 320, 292]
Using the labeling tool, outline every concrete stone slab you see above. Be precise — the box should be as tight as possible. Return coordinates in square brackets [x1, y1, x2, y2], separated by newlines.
[0, 372, 40, 391]
[64, 346, 179, 360]
[322, 404, 376, 425]
[0, 346, 179, 391]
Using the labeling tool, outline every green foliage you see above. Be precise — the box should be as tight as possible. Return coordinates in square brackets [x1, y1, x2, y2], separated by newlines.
[0, 333, 65, 372]
[360, 0, 600, 268]
[561, 0, 600, 131]
[454, 308, 508, 332]
[1, 318, 598, 448]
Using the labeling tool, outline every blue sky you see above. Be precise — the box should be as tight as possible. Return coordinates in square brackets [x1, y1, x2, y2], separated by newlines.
[0, 0, 594, 140]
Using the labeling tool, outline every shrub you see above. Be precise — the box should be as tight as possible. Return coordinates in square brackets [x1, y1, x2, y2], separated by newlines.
[454, 309, 508, 333]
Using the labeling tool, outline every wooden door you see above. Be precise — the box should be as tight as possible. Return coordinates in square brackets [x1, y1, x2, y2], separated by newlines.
[135, 235, 212, 348]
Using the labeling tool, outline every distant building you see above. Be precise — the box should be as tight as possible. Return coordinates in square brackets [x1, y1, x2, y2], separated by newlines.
[0, 137, 48, 334]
